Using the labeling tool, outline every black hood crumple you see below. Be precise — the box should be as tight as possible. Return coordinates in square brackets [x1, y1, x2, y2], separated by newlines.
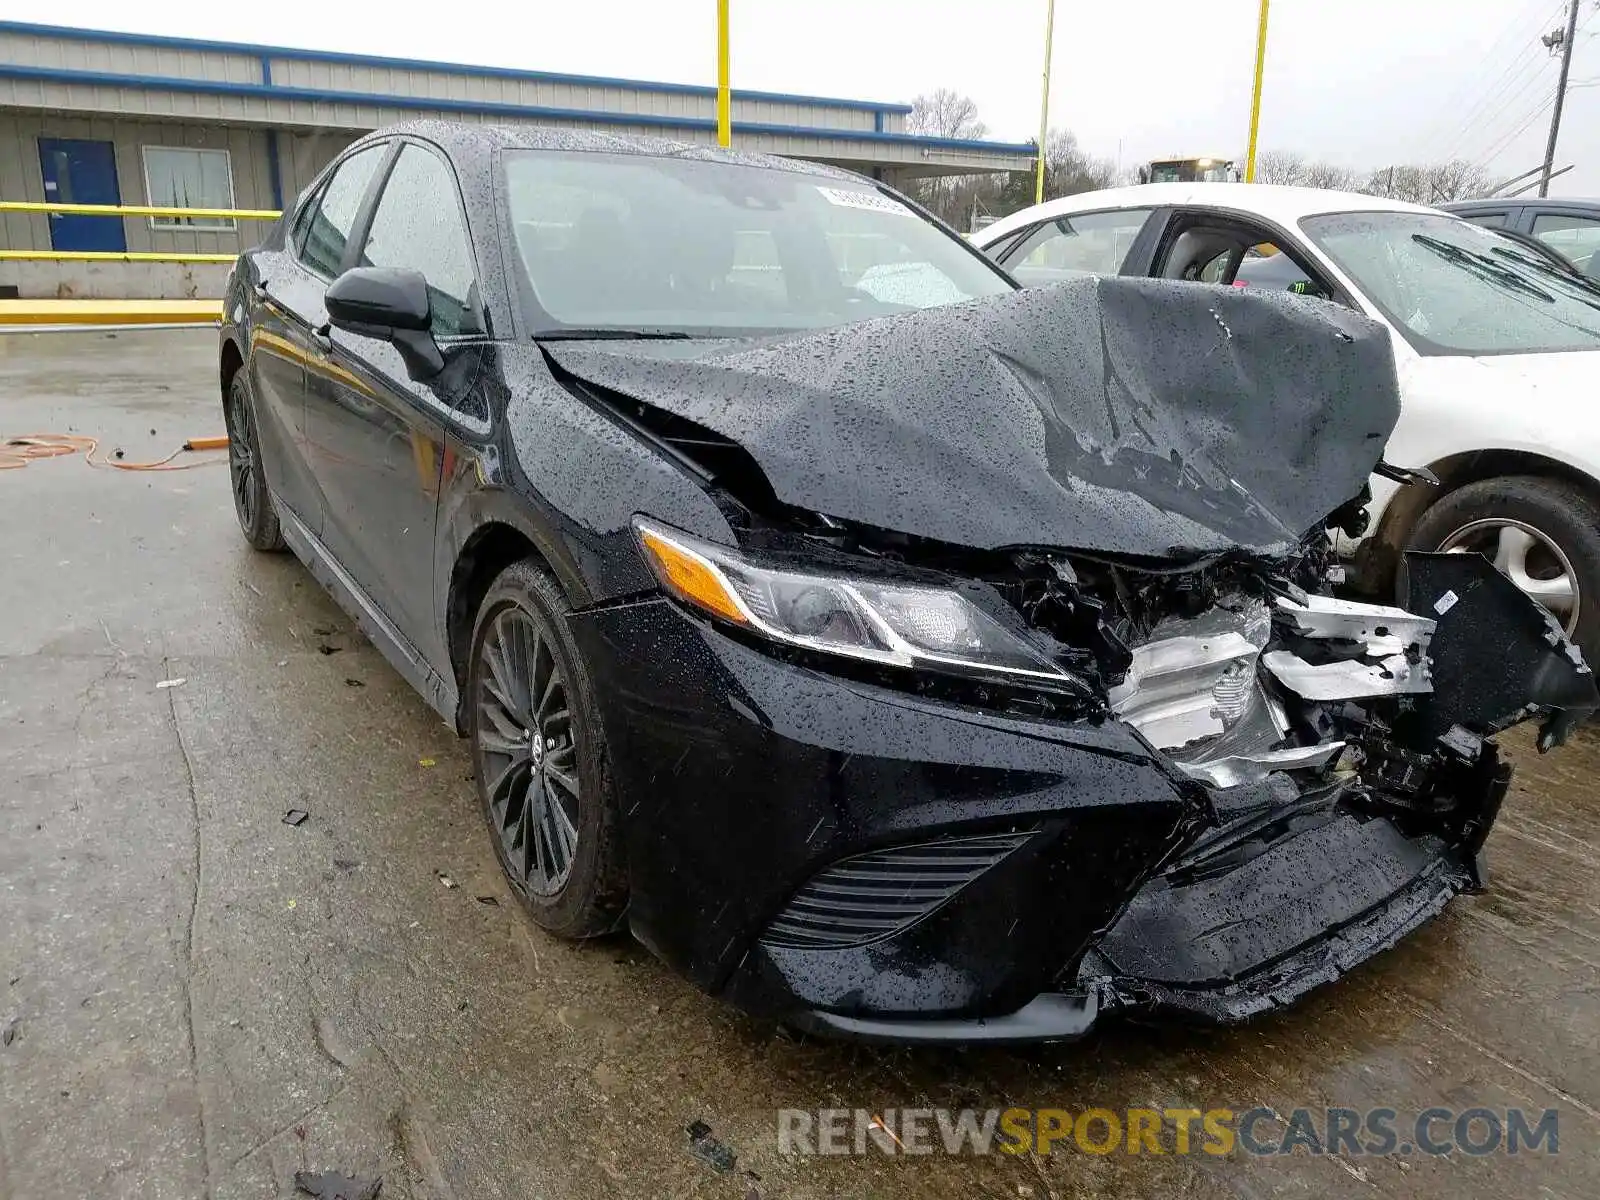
[545, 276, 1402, 559]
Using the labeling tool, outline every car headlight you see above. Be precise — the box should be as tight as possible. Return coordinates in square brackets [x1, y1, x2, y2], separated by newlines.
[633, 517, 1080, 686]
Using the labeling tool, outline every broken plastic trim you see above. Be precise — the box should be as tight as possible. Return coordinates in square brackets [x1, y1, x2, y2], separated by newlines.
[1177, 742, 1345, 788]
[1272, 593, 1434, 657]
[1262, 648, 1432, 700]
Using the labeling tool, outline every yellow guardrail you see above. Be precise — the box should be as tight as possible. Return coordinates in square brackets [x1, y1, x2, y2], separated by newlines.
[0, 201, 277, 326]
[0, 250, 237, 263]
[0, 299, 223, 327]
[0, 201, 282, 220]
[0, 201, 281, 265]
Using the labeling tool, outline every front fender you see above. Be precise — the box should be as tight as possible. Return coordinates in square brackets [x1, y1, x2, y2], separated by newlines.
[434, 347, 738, 695]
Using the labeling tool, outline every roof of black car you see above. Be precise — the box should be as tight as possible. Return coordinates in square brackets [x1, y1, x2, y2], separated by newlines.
[364, 119, 863, 181]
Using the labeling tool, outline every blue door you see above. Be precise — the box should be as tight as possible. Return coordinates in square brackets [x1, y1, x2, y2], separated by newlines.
[37, 138, 126, 253]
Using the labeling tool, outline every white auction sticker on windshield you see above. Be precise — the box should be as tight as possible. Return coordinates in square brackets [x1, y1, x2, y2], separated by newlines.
[816, 186, 914, 217]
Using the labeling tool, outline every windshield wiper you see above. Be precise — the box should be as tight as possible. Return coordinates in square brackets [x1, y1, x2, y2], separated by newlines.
[1411, 234, 1554, 304]
[534, 328, 696, 341]
[1488, 244, 1600, 313]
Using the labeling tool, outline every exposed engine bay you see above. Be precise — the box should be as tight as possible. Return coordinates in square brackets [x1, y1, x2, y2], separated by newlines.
[767, 515, 1597, 873]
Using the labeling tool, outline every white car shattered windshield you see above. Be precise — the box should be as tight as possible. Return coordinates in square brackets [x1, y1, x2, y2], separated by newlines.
[503, 151, 1011, 336]
[1301, 211, 1600, 356]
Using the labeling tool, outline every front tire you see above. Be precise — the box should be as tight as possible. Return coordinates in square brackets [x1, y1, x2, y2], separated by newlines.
[1406, 475, 1600, 667]
[224, 370, 285, 552]
[467, 557, 627, 938]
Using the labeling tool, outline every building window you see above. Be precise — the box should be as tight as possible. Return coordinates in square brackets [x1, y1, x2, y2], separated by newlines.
[142, 147, 235, 230]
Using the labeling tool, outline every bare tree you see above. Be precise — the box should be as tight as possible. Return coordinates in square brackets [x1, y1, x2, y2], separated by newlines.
[1361, 160, 1493, 203]
[1422, 160, 1494, 202]
[1255, 150, 1308, 186]
[902, 92, 1116, 227]
[1255, 151, 1358, 190]
[908, 88, 987, 140]
[904, 89, 997, 228]
[1041, 128, 1117, 199]
[1257, 148, 1493, 202]
[1302, 161, 1361, 191]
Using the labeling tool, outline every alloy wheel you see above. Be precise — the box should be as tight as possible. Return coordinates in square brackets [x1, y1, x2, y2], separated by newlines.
[476, 606, 581, 896]
[227, 385, 258, 530]
[1438, 517, 1580, 635]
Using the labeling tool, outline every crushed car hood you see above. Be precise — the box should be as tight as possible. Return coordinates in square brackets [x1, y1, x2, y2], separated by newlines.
[547, 277, 1401, 558]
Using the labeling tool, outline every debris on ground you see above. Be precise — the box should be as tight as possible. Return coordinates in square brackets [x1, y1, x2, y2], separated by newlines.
[437, 872, 458, 889]
[2, 1017, 18, 1047]
[475, 895, 499, 907]
[283, 810, 310, 827]
[292, 1170, 381, 1200]
[418, 758, 436, 768]
[155, 677, 187, 690]
[344, 678, 365, 688]
[685, 1120, 736, 1173]
[317, 644, 341, 656]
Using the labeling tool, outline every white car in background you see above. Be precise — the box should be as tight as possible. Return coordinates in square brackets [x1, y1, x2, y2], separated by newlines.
[973, 183, 1600, 667]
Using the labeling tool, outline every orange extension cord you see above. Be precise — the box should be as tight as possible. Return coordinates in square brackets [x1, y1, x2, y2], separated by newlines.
[0, 433, 228, 472]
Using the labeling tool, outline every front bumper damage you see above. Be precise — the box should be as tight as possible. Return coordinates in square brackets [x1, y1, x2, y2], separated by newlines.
[568, 549, 1596, 1045]
[550, 279, 1595, 1043]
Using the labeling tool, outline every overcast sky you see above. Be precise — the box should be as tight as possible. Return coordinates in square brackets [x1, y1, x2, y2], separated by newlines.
[45, 0, 1600, 193]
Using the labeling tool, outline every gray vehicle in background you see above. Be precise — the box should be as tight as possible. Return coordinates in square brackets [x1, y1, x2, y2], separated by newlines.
[1443, 196, 1600, 279]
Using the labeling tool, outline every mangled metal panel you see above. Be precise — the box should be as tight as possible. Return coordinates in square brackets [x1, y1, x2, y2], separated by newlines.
[546, 276, 1401, 558]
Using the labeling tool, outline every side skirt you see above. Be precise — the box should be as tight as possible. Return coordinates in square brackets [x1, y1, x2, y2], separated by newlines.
[276, 498, 459, 726]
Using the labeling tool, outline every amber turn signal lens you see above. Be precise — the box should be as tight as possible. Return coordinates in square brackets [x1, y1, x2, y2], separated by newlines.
[637, 526, 750, 625]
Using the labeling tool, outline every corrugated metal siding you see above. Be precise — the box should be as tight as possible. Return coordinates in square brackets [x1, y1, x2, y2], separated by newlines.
[0, 29, 1032, 174]
[280, 128, 358, 202]
[0, 79, 1021, 176]
[0, 112, 276, 252]
[0, 30, 259, 85]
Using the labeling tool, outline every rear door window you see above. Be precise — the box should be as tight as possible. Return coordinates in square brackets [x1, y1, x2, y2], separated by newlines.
[1000, 208, 1153, 285]
[298, 144, 387, 279]
[1532, 211, 1600, 277]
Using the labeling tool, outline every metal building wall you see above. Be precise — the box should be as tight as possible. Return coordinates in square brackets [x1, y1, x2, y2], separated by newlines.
[0, 112, 277, 298]
[0, 23, 1036, 297]
[0, 26, 894, 135]
[0, 24, 1025, 175]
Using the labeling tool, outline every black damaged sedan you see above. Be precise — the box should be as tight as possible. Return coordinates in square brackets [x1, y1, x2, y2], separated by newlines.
[221, 121, 1597, 1044]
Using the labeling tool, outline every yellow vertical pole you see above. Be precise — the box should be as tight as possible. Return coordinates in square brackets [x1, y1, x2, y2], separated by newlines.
[1035, 0, 1056, 204]
[1244, 0, 1271, 182]
[717, 0, 732, 148]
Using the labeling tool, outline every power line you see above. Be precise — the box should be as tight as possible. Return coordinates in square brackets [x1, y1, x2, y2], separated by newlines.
[1478, 94, 1558, 169]
[1426, 0, 1566, 161]
[1419, 0, 1555, 134]
[1453, 55, 1557, 161]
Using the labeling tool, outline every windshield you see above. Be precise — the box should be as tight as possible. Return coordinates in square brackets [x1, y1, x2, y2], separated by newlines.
[503, 151, 1012, 336]
[1300, 211, 1600, 356]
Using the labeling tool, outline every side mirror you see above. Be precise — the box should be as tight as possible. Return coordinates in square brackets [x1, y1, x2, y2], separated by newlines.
[325, 267, 443, 380]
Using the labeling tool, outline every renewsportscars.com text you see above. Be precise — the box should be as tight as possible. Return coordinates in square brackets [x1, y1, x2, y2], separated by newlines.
[777, 1106, 1560, 1157]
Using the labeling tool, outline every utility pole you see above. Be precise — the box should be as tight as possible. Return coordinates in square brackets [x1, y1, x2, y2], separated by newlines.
[1244, 0, 1272, 182]
[716, 0, 731, 148]
[1540, 0, 1580, 197]
[1035, 0, 1056, 204]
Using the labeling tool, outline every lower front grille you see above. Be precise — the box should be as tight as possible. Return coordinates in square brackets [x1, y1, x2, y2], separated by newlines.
[760, 830, 1033, 950]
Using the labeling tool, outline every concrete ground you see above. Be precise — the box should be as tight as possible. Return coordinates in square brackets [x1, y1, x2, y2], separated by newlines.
[1, 328, 1597, 1200]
